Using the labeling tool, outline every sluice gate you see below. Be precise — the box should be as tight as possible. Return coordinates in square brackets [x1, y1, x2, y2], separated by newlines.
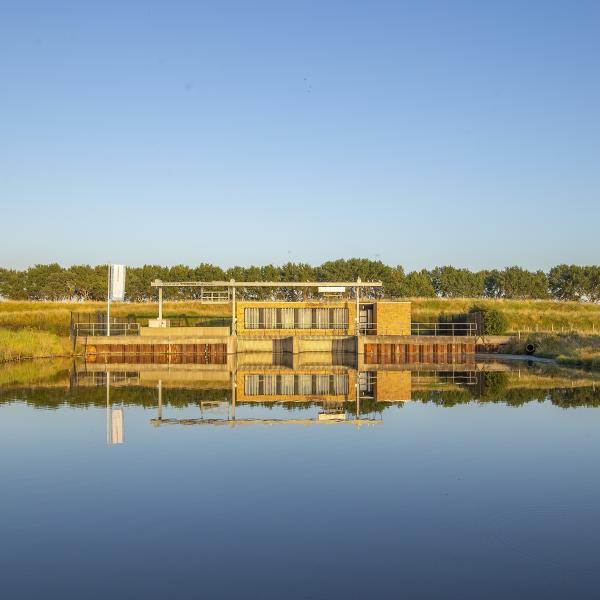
[364, 339, 476, 365]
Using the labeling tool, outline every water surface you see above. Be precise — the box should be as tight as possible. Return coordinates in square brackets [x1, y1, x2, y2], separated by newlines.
[1, 359, 599, 599]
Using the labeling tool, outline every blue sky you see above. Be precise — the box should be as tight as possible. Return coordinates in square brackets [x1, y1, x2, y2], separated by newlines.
[1, 0, 598, 270]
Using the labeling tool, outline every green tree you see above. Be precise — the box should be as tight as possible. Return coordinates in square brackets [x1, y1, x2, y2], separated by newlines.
[431, 266, 486, 297]
[502, 266, 548, 299]
[548, 264, 584, 300]
[403, 270, 436, 297]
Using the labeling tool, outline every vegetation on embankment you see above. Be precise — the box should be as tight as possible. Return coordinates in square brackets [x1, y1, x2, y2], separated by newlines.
[0, 301, 229, 336]
[503, 333, 600, 369]
[410, 298, 600, 334]
[0, 329, 72, 362]
[0, 297, 598, 336]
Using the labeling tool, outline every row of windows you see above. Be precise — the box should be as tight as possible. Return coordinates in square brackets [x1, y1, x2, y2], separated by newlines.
[244, 374, 349, 396]
[244, 307, 348, 330]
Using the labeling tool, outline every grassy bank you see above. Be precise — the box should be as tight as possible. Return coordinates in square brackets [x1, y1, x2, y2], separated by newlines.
[0, 329, 72, 362]
[410, 297, 600, 333]
[0, 297, 598, 336]
[504, 333, 600, 369]
[0, 301, 229, 336]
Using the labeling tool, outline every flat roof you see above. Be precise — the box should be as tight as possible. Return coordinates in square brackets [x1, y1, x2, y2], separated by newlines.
[151, 279, 383, 288]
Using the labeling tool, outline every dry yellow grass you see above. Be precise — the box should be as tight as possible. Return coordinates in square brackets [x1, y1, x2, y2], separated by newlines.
[1, 298, 598, 335]
[504, 333, 600, 369]
[0, 301, 231, 335]
[410, 298, 600, 333]
[0, 329, 71, 362]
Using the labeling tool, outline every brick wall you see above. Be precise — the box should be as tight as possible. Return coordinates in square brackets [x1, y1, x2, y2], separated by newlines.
[375, 370, 412, 401]
[374, 302, 411, 335]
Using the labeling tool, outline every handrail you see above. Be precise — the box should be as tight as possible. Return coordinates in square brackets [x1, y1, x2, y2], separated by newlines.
[358, 322, 477, 336]
[411, 322, 477, 336]
[166, 317, 232, 328]
[75, 322, 141, 337]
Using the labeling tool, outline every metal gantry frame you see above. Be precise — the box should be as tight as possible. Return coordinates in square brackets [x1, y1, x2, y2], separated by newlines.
[150, 278, 383, 335]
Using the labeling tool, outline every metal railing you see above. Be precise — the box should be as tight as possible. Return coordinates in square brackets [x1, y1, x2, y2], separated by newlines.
[358, 322, 477, 336]
[74, 322, 141, 337]
[200, 290, 230, 303]
[411, 322, 477, 336]
[165, 316, 232, 328]
[358, 324, 410, 335]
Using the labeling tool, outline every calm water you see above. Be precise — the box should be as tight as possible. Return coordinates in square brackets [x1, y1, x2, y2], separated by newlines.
[1, 358, 600, 599]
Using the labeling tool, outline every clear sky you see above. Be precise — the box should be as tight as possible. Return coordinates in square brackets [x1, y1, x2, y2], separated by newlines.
[1, 0, 598, 271]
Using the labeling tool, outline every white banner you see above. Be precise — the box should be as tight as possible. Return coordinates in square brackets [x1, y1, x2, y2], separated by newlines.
[109, 264, 126, 301]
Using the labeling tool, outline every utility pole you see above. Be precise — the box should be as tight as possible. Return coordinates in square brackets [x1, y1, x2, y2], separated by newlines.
[107, 264, 111, 337]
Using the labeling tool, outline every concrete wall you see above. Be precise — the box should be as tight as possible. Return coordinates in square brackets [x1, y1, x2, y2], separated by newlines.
[236, 337, 277, 353]
[374, 302, 411, 336]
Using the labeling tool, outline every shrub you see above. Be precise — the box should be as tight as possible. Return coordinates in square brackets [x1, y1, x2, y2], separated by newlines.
[470, 304, 508, 335]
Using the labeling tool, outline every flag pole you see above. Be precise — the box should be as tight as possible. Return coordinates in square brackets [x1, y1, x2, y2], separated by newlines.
[107, 264, 111, 337]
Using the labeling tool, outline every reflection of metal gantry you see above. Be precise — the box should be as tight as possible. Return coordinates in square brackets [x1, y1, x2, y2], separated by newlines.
[151, 418, 381, 427]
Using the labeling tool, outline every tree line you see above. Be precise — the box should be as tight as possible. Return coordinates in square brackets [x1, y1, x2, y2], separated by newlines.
[0, 260, 598, 302]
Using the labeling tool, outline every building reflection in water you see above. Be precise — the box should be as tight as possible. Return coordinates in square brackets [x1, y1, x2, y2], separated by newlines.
[74, 350, 490, 438]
